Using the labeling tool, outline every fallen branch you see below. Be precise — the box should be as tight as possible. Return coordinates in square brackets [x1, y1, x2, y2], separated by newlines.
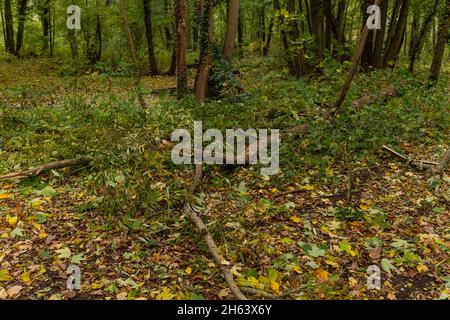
[382, 145, 438, 170]
[351, 84, 397, 109]
[0, 157, 93, 181]
[183, 164, 248, 300]
[435, 147, 450, 173]
[239, 287, 278, 300]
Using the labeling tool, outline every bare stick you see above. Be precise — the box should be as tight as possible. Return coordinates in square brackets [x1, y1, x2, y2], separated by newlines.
[183, 164, 248, 300]
[0, 157, 93, 181]
[382, 145, 438, 170]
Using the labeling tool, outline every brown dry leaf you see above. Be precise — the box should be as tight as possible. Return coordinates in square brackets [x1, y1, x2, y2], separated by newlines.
[6, 285, 23, 298]
[0, 287, 7, 300]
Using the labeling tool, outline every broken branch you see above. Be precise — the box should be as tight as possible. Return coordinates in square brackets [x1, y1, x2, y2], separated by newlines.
[382, 145, 438, 170]
[183, 164, 248, 300]
[0, 157, 93, 181]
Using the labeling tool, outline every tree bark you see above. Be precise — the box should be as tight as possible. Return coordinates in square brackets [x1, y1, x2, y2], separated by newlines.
[143, 0, 160, 75]
[429, 0, 450, 82]
[408, 0, 438, 72]
[310, 0, 324, 62]
[4, 0, 14, 54]
[15, 0, 29, 56]
[194, 0, 213, 103]
[384, 0, 410, 68]
[373, 0, 389, 68]
[223, 0, 240, 59]
[175, 0, 187, 99]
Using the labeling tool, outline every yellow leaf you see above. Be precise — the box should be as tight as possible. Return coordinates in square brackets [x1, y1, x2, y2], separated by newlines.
[302, 184, 315, 191]
[247, 276, 259, 288]
[0, 193, 12, 200]
[0, 269, 12, 282]
[290, 216, 301, 223]
[359, 204, 370, 211]
[30, 198, 45, 208]
[21, 272, 32, 285]
[91, 282, 104, 289]
[348, 277, 358, 287]
[6, 216, 18, 227]
[417, 264, 429, 273]
[270, 281, 280, 293]
[292, 265, 302, 274]
[185, 267, 192, 275]
[325, 259, 339, 268]
[39, 232, 48, 239]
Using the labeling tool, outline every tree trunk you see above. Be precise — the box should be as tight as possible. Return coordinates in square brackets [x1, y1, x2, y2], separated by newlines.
[329, 0, 382, 119]
[223, 0, 240, 59]
[4, 0, 14, 54]
[15, 0, 29, 56]
[194, 0, 213, 103]
[384, 0, 410, 68]
[373, 0, 389, 68]
[310, 0, 324, 62]
[429, 0, 450, 82]
[143, 0, 160, 75]
[408, 0, 438, 72]
[361, 0, 375, 70]
[41, 0, 50, 54]
[175, 0, 187, 98]
[0, 2, 6, 52]
[287, 0, 304, 77]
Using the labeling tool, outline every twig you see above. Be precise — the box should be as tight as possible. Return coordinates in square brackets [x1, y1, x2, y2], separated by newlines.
[183, 164, 248, 300]
[382, 145, 438, 170]
[0, 157, 93, 181]
[239, 287, 278, 300]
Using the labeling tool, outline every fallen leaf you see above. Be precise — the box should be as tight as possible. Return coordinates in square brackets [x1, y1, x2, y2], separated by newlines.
[6, 285, 23, 298]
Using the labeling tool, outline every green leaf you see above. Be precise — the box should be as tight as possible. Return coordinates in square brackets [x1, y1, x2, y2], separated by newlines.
[10, 228, 24, 238]
[381, 258, 395, 274]
[55, 247, 72, 259]
[71, 253, 86, 264]
[40, 186, 58, 198]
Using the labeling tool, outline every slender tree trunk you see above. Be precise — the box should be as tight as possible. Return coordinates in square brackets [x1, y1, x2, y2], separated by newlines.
[384, 0, 410, 68]
[0, 2, 6, 52]
[287, 0, 304, 77]
[15, 0, 29, 56]
[409, 0, 438, 72]
[4, 0, 14, 54]
[310, 0, 324, 61]
[175, 0, 187, 98]
[429, 0, 450, 82]
[41, 0, 50, 54]
[68, 29, 78, 59]
[373, 0, 389, 68]
[223, 0, 240, 59]
[238, 8, 243, 50]
[361, 0, 375, 70]
[194, 0, 213, 103]
[143, 0, 160, 75]
[329, 0, 381, 119]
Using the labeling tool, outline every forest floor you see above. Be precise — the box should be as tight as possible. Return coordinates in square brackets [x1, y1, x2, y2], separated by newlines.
[0, 56, 449, 300]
